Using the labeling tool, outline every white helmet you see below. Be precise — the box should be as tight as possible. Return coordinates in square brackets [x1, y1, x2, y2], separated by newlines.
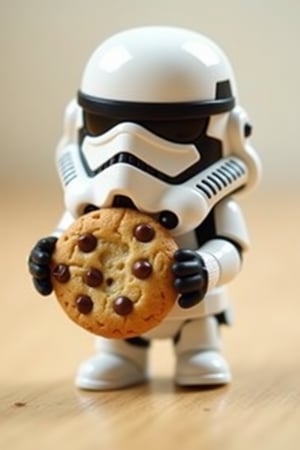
[80, 26, 237, 104]
[56, 26, 261, 235]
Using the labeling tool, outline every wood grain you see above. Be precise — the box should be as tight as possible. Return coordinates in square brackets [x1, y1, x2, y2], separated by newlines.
[1, 186, 299, 450]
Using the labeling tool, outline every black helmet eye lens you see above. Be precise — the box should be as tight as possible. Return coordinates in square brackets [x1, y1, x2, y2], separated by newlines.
[84, 112, 119, 136]
[83, 110, 208, 144]
[139, 118, 208, 144]
[79, 91, 234, 142]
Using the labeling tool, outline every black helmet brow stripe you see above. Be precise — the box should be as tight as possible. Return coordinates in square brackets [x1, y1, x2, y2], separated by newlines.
[78, 86, 235, 120]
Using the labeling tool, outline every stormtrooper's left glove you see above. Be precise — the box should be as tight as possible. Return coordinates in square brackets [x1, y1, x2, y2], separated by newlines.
[172, 249, 208, 309]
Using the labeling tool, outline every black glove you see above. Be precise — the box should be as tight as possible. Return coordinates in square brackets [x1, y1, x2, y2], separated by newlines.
[28, 237, 58, 295]
[172, 249, 208, 309]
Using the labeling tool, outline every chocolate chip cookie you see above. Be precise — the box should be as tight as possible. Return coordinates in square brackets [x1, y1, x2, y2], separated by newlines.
[51, 208, 178, 338]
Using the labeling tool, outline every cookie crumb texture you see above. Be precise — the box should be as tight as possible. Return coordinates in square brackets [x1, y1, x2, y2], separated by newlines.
[51, 208, 178, 338]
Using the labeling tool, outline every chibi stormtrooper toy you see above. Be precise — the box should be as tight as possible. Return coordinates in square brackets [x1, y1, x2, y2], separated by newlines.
[29, 26, 261, 390]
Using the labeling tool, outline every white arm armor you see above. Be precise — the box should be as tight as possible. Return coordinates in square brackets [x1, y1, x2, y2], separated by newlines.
[197, 197, 250, 290]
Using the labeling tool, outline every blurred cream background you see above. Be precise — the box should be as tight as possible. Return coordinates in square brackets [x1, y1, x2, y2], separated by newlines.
[1, 0, 299, 193]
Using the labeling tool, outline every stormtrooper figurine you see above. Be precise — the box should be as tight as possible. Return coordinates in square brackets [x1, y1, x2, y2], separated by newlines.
[29, 26, 261, 390]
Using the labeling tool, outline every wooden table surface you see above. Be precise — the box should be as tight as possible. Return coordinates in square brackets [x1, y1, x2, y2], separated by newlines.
[1, 185, 299, 450]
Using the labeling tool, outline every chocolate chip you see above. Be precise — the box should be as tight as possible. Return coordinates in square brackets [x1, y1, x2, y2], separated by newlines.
[83, 268, 103, 287]
[113, 296, 134, 316]
[134, 223, 155, 242]
[132, 259, 152, 279]
[76, 295, 93, 314]
[78, 233, 97, 252]
[52, 264, 70, 283]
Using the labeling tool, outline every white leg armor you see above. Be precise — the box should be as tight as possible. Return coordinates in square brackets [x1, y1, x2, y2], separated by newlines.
[75, 337, 148, 390]
[175, 316, 231, 386]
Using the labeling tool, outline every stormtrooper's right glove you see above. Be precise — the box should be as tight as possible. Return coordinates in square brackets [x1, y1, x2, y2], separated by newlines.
[28, 237, 58, 295]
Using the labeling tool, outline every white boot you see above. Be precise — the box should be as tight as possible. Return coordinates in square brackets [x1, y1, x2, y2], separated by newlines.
[75, 338, 148, 390]
[175, 316, 231, 386]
